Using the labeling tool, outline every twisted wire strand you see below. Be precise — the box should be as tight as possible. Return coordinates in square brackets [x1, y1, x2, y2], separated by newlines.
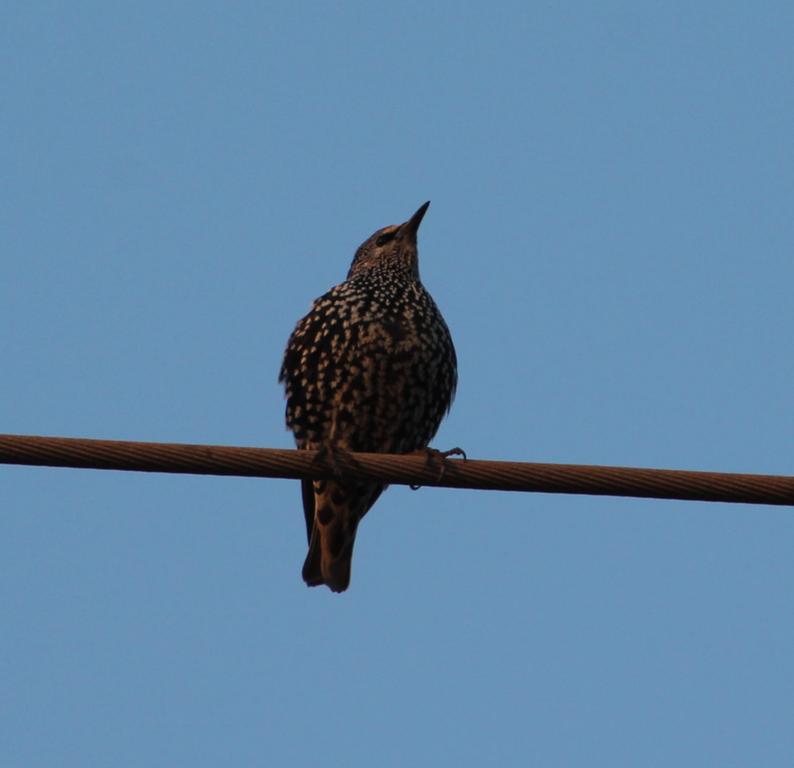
[1, 433, 793, 506]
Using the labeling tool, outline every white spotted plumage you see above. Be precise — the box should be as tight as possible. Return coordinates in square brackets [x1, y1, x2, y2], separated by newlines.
[279, 202, 456, 592]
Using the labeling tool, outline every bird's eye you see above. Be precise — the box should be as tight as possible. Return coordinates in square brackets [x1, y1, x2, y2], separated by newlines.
[375, 232, 396, 247]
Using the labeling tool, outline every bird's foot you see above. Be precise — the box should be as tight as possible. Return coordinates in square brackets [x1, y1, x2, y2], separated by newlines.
[409, 446, 467, 489]
[312, 443, 360, 480]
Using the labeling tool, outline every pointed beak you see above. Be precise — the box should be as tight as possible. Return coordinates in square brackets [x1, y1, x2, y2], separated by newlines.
[402, 201, 430, 239]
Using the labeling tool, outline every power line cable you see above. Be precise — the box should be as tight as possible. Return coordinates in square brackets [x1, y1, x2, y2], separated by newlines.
[2, 433, 792, 506]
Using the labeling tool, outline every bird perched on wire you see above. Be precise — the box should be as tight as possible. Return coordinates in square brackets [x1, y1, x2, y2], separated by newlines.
[279, 202, 457, 593]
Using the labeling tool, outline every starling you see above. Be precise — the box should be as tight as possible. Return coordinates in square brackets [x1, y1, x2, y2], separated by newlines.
[279, 202, 457, 593]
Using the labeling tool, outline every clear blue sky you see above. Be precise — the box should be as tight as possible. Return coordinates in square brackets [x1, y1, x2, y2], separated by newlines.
[2, 2, 793, 765]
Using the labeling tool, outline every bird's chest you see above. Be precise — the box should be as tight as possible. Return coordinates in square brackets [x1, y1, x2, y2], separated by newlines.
[344, 291, 443, 368]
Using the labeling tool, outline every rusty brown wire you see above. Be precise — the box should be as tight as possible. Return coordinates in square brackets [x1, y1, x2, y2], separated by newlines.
[2, 433, 793, 506]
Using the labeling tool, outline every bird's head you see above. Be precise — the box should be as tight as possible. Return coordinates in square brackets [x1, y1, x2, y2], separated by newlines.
[347, 201, 430, 280]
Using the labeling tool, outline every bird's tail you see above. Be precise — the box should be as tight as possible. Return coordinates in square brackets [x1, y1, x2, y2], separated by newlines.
[302, 480, 383, 593]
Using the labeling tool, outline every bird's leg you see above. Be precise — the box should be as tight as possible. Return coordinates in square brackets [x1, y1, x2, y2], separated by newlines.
[312, 443, 361, 481]
[409, 446, 467, 489]
[425, 446, 467, 480]
[437, 446, 467, 461]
